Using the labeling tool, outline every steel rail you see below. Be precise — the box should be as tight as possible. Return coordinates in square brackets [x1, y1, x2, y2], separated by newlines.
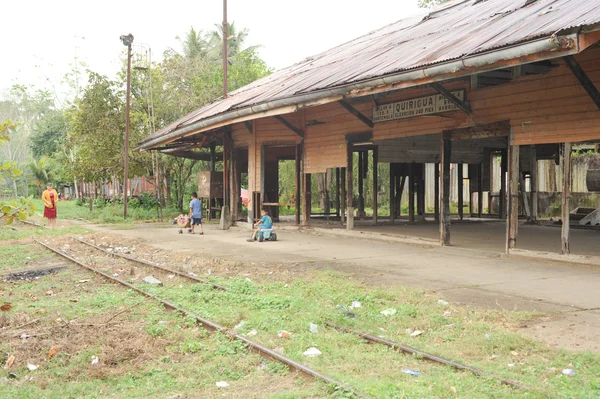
[325, 322, 525, 389]
[19, 220, 48, 229]
[36, 239, 372, 399]
[74, 237, 227, 291]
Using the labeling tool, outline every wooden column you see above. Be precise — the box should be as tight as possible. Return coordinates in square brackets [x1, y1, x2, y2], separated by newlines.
[561, 142, 572, 255]
[434, 163, 440, 222]
[335, 168, 340, 218]
[506, 130, 519, 252]
[295, 143, 302, 225]
[389, 166, 395, 223]
[231, 147, 240, 223]
[500, 149, 507, 219]
[221, 131, 231, 229]
[440, 133, 451, 246]
[457, 163, 464, 220]
[530, 145, 538, 222]
[357, 151, 365, 217]
[488, 152, 494, 216]
[341, 167, 346, 224]
[346, 143, 354, 230]
[372, 147, 378, 224]
[408, 163, 415, 223]
[302, 172, 311, 226]
[478, 162, 484, 218]
[417, 164, 425, 219]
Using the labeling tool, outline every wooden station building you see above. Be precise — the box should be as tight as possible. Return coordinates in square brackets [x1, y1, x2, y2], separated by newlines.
[137, 0, 600, 254]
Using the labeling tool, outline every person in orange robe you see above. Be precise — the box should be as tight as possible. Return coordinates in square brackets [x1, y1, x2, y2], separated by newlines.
[41, 183, 58, 228]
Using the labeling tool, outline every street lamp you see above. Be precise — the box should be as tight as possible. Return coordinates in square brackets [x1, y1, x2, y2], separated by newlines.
[120, 33, 134, 219]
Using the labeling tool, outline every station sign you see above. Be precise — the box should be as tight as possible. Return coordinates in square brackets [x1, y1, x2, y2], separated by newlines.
[373, 90, 465, 123]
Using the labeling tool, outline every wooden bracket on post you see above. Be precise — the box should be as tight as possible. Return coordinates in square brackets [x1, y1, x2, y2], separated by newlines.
[274, 115, 304, 138]
[244, 121, 253, 134]
[430, 82, 472, 115]
[564, 56, 600, 111]
[338, 100, 374, 128]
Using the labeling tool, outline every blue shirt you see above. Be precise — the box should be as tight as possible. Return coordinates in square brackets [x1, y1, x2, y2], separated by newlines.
[189, 198, 202, 218]
[259, 215, 272, 229]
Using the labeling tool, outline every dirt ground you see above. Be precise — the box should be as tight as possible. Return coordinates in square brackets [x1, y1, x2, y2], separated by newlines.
[76, 220, 600, 353]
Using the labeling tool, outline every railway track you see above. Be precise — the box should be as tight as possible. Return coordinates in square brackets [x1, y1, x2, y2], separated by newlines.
[36, 238, 373, 399]
[36, 237, 532, 397]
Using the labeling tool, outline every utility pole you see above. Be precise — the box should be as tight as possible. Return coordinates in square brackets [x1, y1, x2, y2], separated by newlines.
[120, 33, 134, 219]
[223, 0, 228, 97]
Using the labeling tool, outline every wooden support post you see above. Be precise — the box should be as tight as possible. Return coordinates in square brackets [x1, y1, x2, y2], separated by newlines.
[506, 130, 519, 252]
[488, 153, 494, 216]
[346, 143, 354, 230]
[530, 145, 538, 222]
[357, 151, 365, 217]
[417, 164, 425, 219]
[468, 165, 474, 216]
[440, 133, 451, 246]
[389, 167, 395, 223]
[295, 143, 302, 225]
[302, 172, 311, 226]
[457, 163, 464, 220]
[372, 147, 378, 224]
[408, 163, 415, 223]
[561, 142, 572, 255]
[341, 168, 346, 224]
[220, 130, 231, 230]
[500, 149, 507, 219]
[335, 168, 340, 217]
[478, 162, 484, 218]
[397, 176, 405, 217]
[434, 163, 440, 222]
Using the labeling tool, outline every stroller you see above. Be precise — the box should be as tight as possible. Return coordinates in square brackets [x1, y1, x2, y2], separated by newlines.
[176, 214, 191, 234]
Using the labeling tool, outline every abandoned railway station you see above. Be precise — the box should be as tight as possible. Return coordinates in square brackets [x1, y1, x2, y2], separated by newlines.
[137, 0, 600, 257]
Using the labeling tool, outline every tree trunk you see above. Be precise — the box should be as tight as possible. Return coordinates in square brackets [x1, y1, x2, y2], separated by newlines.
[317, 171, 332, 214]
[548, 161, 557, 192]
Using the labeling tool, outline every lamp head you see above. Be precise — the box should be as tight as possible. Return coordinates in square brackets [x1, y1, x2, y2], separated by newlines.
[120, 34, 134, 46]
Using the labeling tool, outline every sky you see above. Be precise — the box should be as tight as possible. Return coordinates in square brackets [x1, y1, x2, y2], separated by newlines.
[1, 0, 424, 105]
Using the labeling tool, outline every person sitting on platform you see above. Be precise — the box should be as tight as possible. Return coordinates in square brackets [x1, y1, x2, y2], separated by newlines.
[247, 208, 272, 242]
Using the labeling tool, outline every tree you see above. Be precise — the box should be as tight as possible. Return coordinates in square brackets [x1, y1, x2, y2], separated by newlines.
[28, 157, 53, 196]
[418, 0, 450, 8]
[0, 120, 35, 225]
[30, 110, 67, 159]
[176, 27, 209, 59]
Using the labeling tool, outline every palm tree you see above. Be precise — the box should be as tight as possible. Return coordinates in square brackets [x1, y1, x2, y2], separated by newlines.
[208, 22, 260, 61]
[28, 157, 53, 196]
[176, 27, 209, 59]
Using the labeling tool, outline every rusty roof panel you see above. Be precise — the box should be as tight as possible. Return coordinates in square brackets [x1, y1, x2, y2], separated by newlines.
[140, 0, 600, 148]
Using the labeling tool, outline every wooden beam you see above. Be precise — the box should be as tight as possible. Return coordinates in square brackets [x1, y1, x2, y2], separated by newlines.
[335, 168, 340, 217]
[440, 133, 451, 245]
[341, 168, 346, 224]
[506, 129, 519, 252]
[564, 56, 600, 111]
[500, 149, 507, 220]
[244, 121, 253, 134]
[303, 173, 311, 225]
[389, 167, 395, 223]
[346, 143, 354, 230]
[338, 100, 374, 128]
[449, 121, 511, 141]
[457, 163, 464, 220]
[530, 145, 538, 221]
[295, 143, 302, 225]
[561, 142, 572, 255]
[344, 131, 373, 143]
[274, 115, 304, 138]
[408, 163, 415, 223]
[434, 163, 440, 222]
[478, 162, 483, 218]
[430, 82, 472, 115]
[372, 147, 378, 224]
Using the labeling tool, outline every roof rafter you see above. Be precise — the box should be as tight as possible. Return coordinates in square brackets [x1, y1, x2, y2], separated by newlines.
[338, 100, 374, 128]
[564, 55, 600, 111]
[430, 82, 472, 115]
[274, 115, 304, 138]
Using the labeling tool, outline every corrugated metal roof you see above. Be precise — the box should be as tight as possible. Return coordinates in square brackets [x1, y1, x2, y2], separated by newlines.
[139, 0, 600, 149]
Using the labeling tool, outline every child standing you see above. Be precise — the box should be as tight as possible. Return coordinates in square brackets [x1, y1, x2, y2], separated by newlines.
[189, 192, 204, 235]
